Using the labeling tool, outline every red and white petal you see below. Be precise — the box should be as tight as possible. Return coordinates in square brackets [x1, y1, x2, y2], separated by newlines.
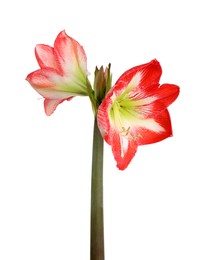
[154, 84, 180, 108]
[112, 59, 162, 96]
[136, 109, 173, 145]
[135, 84, 180, 119]
[131, 94, 165, 119]
[44, 97, 73, 116]
[97, 92, 113, 144]
[26, 68, 74, 99]
[110, 109, 173, 169]
[109, 128, 139, 170]
[35, 44, 56, 69]
[54, 30, 87, 76]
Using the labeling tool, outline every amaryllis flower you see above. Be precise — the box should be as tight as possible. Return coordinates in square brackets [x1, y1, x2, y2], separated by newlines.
[26, 30, 89, 116]
[97, 59, 180, 170]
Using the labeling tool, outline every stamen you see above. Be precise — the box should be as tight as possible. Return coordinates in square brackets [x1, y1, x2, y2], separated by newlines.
[120, 126, 130, 136]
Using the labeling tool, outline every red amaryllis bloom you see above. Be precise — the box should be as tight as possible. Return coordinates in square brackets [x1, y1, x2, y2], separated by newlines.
[26, 30, 88, 116]
[97, 59, 180, 170]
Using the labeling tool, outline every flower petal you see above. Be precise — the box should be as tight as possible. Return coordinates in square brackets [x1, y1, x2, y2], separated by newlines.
[134, 83, 180, 119]
[110, 127, 139, 170]
[112, 59, 162, 96]
[44, 98, 73, 116]
[111, 109, 173, 169]
[154, 83, 180, 107]
[97, 91, 113, 144]
[54, 30, 87, 77]
[26, 68, 87, 99]
[35, 44, 56, 69]
[98, 107, 172, 170]
[136, 109, 173, 145]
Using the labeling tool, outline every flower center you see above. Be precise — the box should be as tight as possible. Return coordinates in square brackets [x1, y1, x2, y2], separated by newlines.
[109, 92, 140, 130]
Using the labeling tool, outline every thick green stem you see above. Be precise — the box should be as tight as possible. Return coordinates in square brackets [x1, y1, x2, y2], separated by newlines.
[90, 118, 104, 260]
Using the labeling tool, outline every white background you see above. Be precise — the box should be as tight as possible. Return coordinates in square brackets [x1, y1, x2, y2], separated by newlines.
[0, 0, 207, 259]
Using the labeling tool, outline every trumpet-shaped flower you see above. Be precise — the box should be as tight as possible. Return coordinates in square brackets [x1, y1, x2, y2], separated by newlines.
[26, 30, 88, 115]
[97, 59, 180, 170]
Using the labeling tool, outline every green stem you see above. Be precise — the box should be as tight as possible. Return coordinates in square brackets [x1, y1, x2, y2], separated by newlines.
[90, 118, 104, 260]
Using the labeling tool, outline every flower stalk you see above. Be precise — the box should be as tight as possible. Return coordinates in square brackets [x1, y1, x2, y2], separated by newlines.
[90, 118, 104, 260]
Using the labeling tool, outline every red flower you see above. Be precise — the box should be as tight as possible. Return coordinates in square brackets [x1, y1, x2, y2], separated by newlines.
[26, 31, 88, 116]
[97, 59, 180, 170]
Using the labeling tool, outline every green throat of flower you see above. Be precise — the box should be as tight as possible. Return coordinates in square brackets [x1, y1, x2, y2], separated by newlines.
[110, 91, 140, 124]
